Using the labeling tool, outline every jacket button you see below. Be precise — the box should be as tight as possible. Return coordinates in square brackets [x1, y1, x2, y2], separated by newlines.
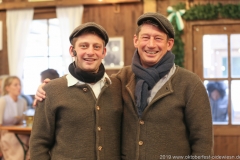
[96, 106, 100, 110]
[98, 146, 102, 151]
[139, 120, 144, 125]
[83, 88, 88, 92]
[139, 141, 143, 146]
[97, 127, 101, 131]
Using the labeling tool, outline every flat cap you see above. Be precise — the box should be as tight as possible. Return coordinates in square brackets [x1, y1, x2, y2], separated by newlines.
[137, 12, 175, 39]
[69, 22, 109, 46]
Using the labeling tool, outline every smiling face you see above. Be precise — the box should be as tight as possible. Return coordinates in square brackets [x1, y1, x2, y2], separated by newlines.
[70, 33, 106, 73]
[134, 23, 174, 68]
[5, 77, 21, 97]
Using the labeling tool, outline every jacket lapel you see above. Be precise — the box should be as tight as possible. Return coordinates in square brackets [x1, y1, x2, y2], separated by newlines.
[126, 73, 138, 112]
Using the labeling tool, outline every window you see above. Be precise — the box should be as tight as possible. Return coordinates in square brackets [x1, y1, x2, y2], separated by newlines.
[202, 33, 240, 125]
[23, 18, 63, 95]
[203, 35, 229, 124]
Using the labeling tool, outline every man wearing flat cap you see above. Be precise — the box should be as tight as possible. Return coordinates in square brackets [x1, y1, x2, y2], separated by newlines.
[30, 22, 122, 160]
[115, 12, 213, 159]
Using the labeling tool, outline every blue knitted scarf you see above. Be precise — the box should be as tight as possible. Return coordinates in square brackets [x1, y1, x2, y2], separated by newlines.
[132, 50, 175, 116]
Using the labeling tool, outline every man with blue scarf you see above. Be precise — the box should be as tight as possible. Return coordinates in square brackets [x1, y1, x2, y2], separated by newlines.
[115, 12, 213, 159]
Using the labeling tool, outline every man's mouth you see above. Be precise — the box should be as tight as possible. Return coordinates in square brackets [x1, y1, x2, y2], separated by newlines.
[145, 50, 159, 54]
[84, 58, 96, 61]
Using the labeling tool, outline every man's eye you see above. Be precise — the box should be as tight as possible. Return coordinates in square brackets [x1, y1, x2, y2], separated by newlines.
[141, 36, 150, 40]
[80, 44, 87, 48]
[94, 46, 101, 49]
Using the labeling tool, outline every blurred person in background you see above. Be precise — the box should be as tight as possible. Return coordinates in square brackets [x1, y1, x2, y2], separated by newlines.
[30, 69, 60, 108]
[40, 69, 59, 83]
[207, 81, 228, 122]
[1, 75, 33, 107]
[0, 76, 30, 160]
[0, 75, 8, 159]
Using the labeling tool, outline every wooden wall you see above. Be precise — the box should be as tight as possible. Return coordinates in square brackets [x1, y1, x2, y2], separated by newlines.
[0, 11, 8, 75]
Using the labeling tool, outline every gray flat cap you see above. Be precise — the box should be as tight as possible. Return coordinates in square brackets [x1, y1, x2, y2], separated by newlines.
[137, 12, 175, 39]
[69, 22, 109, 46]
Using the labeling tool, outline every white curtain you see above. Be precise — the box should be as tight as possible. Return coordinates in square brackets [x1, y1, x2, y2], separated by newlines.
[6, 9, 34, 79]
[56, 5, 84, 74]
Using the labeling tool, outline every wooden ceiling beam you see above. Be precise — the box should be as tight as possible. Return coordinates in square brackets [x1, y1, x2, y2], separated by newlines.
[0, 0, 141, 10]
[143, 0, 156, 13]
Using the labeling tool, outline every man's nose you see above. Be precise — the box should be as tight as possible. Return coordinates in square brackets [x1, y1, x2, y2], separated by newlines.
[86, 46, 94, 55]
[147, 37, 155, 47]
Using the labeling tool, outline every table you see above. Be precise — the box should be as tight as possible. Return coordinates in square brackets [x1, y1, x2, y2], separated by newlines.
[0, 125, 32, 135]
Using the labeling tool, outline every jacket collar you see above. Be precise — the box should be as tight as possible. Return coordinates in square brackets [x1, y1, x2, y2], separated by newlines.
[66, 72, 111, 87]
[125, 66, 179, 117]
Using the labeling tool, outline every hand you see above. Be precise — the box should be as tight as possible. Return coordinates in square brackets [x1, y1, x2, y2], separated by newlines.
[33, 78, 51, 107]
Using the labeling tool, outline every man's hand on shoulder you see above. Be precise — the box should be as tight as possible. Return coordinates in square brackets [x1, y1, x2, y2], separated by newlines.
[33, 78, 51, 107]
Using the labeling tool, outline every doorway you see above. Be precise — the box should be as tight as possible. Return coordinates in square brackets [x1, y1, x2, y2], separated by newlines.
[192, 23, 240, 156]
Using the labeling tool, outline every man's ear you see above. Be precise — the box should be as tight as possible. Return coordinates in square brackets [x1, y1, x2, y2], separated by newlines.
[102, 47, 107, 59]
[167, 38, 174, 51]
[133, 34, 139, 48]
[69, 46, 75, 57]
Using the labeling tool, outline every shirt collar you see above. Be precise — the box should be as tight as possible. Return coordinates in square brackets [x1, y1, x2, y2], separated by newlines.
[66, 72, 111, 87]
[163, 64, 176, 79]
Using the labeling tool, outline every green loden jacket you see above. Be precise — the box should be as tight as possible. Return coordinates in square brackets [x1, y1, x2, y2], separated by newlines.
[30, 75, 123, 160]
[115, 65, 213, 160]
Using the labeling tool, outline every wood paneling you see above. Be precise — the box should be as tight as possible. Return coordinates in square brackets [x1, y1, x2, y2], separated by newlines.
[214, 126, 240, 136]
[83, 2, 143, 74]
[0, 0, 141, 10]
[214, 136, 240, 157]
[143, 0, 157, 13]
[0, 11, 8, 75]
[33, 7, 56, 19]
[157, 0, 186, 16]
